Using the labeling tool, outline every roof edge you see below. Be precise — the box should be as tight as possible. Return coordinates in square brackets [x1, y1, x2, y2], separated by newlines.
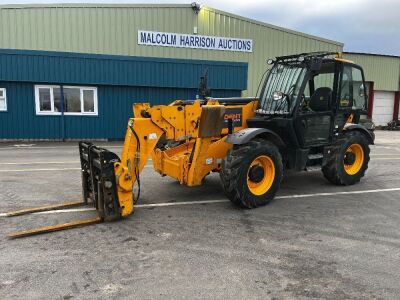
[0, 47, 248, 67]
[344, 51, 400, 59]
[202, 6, 343, 47]
[0, 3, 192, 9]
[0, 3, 343, 47]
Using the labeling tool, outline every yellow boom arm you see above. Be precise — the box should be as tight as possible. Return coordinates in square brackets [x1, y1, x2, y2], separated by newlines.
[112, 99, 257, 218]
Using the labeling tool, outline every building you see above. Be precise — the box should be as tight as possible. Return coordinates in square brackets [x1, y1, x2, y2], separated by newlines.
[2, 5, 399, 138]
[0, 4, 342, 140]
[343, 53, 400, 127]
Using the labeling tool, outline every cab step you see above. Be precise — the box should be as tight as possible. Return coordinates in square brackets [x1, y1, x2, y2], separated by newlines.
[307, 153, 323, 160]
[305, 153, 323, 171]
[305, 165, 322, 171]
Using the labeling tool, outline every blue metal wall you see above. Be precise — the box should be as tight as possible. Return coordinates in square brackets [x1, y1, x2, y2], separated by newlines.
[0, 49, 247, 139]
[0, 49, 247, 90]
[0, 82, 241, 139]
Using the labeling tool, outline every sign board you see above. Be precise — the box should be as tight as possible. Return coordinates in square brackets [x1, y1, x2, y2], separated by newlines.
[138, 30, 253, 53]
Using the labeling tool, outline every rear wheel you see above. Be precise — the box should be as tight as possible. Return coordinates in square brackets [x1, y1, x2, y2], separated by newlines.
[220, 139, 283, 208]
[322, 131, 370, 185]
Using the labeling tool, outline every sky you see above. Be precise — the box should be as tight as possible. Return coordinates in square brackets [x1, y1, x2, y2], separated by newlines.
[0, 0, 399, 56]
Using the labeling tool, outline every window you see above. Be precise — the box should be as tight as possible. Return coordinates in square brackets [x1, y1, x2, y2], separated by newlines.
[339, 67, 352, 108]
[35, 85, 97, 115]
[339, 66, 366, 110]
[300, 63, 335, 113]
[314, 73, 335, 90]
[259, 63, 306, 114]
[351, 67, 367, 110]
[0, 88, 7, 111]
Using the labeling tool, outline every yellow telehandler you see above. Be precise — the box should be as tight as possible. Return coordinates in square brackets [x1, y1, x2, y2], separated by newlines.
[7, 52, 374, 238]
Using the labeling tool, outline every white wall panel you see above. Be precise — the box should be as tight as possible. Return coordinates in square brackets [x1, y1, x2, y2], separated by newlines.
[372, 91, 395, 126]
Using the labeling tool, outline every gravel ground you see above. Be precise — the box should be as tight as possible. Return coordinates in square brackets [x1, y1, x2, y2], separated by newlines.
[0, 131, 399, 299]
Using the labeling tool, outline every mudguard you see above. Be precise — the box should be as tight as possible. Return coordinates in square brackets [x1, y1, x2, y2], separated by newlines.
[226, 128, 285, 147]
[343, 123, 375, 144]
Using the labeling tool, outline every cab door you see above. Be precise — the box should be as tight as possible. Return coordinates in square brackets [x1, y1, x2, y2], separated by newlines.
[335, 64, 368, 127]
[295, 62, 338, 147]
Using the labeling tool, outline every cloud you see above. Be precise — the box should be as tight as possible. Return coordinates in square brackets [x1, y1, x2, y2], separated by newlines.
[0, 0, 398, 55]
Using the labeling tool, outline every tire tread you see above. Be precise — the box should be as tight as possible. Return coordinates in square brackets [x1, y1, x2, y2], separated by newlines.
[322, 131, 370, 185]
[220, 139, 283, 208]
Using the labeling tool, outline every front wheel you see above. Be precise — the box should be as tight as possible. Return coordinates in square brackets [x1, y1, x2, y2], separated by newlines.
[322, 131, 370, 185]
[220, 139, 283, 208]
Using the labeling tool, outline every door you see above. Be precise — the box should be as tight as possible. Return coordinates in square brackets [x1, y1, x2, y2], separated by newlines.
[336, 64, 368, 126]
[372, 91, 395, 126]
[295, 62, 336, 147]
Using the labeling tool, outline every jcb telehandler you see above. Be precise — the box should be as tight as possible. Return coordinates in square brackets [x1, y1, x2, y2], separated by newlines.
[7, 52, 374, 238]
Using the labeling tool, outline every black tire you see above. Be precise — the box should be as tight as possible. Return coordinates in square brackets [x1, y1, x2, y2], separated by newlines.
[322, 131, 370, 185]
[220, 139, 283, 208]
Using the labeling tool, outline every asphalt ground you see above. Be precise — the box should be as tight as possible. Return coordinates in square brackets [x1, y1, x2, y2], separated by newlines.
[0, 131, 399, 299]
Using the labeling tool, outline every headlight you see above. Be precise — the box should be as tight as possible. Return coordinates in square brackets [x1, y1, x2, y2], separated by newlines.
[273, 91, 284, 101]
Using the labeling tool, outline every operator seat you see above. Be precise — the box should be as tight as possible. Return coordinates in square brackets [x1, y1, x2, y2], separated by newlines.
[309, 87, 331, 112]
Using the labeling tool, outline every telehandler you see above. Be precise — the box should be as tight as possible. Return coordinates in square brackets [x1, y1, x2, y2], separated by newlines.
[7, 52, 374, 238]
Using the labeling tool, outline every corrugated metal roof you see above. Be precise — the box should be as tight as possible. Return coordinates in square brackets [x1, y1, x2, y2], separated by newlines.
[343, 52, 400, 59]
[0, 49, 248, 90]
[344, 52, 400, 92]
[0, 3, 343, 46]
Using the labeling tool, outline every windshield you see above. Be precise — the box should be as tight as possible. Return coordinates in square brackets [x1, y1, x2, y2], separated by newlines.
[258, 63, 306, 115]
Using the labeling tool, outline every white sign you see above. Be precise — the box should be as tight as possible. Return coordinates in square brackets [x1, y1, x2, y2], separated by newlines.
[138, 30, 253, 53]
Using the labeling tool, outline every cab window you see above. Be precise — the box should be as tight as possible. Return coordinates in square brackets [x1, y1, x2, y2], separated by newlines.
[300, 62, 335, 113]
[339, 65, 366, 110]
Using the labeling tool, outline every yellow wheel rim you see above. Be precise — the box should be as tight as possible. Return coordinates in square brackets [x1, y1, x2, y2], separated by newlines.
[344, 144, 364, 175]
[247, 155, 275, 196]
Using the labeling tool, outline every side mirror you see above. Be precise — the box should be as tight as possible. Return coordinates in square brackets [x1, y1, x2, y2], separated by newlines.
[358, 84, 365, 97]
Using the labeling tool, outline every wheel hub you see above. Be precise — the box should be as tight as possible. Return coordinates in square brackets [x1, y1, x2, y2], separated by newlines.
[247, 155, 276, 196]
[343, 143, 365, 175]
[344, 152, 356, 165]
[248, 165, 265, 183]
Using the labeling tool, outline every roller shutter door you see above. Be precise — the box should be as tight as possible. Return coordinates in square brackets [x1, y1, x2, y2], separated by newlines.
[372, 91, 395, 126]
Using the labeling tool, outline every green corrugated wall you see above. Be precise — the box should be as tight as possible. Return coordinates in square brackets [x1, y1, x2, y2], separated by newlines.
[343, 53, 400, 91]
[0, 4, 343, 96]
